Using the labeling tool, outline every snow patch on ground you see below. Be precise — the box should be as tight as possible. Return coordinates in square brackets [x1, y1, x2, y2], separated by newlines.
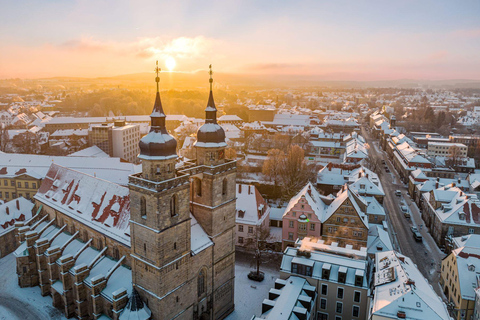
[226, 262, 280, 320]
[0, 253, 66, 320]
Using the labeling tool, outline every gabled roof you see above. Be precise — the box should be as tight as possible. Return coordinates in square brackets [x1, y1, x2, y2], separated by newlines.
[283, 182, 330, 221]
[452, 246, 480, 300]
[236, 184, 270, 225]
[34, 163, 131, 246]
[0, 197, 34, 236]
[372, 251, 450, 320]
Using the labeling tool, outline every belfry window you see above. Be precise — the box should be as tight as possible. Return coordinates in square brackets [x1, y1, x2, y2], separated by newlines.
[198, 268, 206, 296]
[140, 196, 147, 219]
[196, 178, 202, 197]
[222, 178, 227, 196]
[170, 195, 177, 217]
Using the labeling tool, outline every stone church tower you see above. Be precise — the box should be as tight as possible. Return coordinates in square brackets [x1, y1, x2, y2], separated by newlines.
[193, 65, 236, 319]
[128, 63, 235, 320]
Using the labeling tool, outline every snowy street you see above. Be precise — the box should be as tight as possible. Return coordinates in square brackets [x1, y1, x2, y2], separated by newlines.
[0, 253, 65, 320]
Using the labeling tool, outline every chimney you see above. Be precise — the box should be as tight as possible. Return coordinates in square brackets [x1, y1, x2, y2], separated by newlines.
[328, 163, 332, 171]
[435, 182, 439, 189]
[6, 207, 9, 215]
[238, 184, 242, 193]
[366, 173, 369, 179]
[249, 185, 252, 194]
[16, 199, 19, 210]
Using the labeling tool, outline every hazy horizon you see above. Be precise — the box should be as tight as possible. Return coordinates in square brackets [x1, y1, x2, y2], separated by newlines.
[1, 1, 480, 81]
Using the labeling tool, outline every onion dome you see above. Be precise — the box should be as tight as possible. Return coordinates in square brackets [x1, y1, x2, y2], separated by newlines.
[138, 62, 178, 160]
[194, 65, 227, 148]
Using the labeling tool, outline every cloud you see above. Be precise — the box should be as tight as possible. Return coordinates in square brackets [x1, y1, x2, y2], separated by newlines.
[57, 36, 216, 60]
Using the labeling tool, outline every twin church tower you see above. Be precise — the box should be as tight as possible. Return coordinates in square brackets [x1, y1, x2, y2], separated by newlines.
[128, 63, 236, 319]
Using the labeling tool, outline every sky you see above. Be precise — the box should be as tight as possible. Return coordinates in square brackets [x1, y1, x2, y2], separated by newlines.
[1, 0, 479, 80]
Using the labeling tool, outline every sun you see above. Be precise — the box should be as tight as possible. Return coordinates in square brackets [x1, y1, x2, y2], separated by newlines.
[165, 57, 176, 71]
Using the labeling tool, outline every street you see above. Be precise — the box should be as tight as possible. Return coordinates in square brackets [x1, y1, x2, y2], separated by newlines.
[362, 126, 446, 296]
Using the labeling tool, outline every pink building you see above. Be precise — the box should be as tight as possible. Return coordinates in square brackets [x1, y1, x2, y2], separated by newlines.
[282, 182, 332, 249]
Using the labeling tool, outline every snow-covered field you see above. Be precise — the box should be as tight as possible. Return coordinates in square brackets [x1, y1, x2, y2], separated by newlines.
[0, 251, 279, 320]
[226, 262, 280, 320]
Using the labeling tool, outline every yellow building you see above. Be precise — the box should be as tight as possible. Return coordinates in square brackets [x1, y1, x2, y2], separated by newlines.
[0, 168, 42, 202]
[440, 245, 480, 320]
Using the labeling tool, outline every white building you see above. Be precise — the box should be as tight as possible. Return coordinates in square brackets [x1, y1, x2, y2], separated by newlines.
[235, 184, 270, 247]
[89, 120, 140, 163]
[371, 250, 451, 320]
[427, 142, 468, 158]
[281, 238, 370, 320]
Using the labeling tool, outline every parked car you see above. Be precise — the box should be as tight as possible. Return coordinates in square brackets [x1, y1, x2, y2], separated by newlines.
[385, 167, 390, 173]
[410, 226, 418, 233]
[395, 190, 402, 196]
[413, 231, 423, 242]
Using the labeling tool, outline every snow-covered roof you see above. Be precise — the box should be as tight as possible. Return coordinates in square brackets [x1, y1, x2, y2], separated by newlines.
[190, 214, 213, 255]
[451, 246, 480, 300]
[372, 250, 450, 320]
[283, 182, 330, 221]
[0, 197, 34, 236]
[281, 245, 369, 288]
[452, 234, 480, 250]
[252, 276, 316, 320]
[236, 184, 270, 225]
[34, 164, 131, 246]
[367, 225, 393, 256]
[68, 146, 110, 158]
[0, 153, 140, 186]
[218, 114, 243, 121]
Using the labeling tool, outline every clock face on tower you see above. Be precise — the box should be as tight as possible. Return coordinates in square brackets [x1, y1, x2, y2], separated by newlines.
[218, 150, 225, 159]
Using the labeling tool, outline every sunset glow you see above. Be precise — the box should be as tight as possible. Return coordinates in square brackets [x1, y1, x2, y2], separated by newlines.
[0, 1, 479, 80]
[165, 57, 176, 71]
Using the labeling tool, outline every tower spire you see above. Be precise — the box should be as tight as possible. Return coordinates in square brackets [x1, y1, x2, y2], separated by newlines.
[150, 61, 166, 130]
[205, 64, 217, 124]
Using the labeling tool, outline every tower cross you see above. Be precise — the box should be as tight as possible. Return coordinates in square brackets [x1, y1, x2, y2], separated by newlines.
[155, 61, 161, 92]
[209, 64, 213, 91]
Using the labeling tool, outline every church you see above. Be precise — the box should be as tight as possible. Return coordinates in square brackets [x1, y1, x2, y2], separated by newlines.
[14, 65, 236, 320]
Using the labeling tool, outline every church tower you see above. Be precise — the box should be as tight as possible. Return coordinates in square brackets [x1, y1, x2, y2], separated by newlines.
[193, 65, 236, 319]
[129, 62, 192, 319]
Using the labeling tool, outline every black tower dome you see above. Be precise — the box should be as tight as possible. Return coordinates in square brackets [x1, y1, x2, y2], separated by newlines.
[194, 65, 227, 148]
[138, 62, 178, 160]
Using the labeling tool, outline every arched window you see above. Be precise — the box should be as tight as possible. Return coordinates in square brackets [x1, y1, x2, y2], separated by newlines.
[140, 196, 147, 218]
[195, 178, 202, 197]
[198, 268, 206, 297]
[170, 195, 177, 217]
[222, 178, 227, 196]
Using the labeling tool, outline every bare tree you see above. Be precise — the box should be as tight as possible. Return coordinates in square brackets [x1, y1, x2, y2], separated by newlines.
[280, 145, 313, 199]
[245, 223, 272, 282]
[0, 124, 9, 152]
[262, 149, 285, 193]
[448, 145, 462, 167]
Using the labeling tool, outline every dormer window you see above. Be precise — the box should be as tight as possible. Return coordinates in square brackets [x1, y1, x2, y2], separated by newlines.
[322, 264, 331, 280]
[360, 184, 365, 189]
[338, 266, 347, 284]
